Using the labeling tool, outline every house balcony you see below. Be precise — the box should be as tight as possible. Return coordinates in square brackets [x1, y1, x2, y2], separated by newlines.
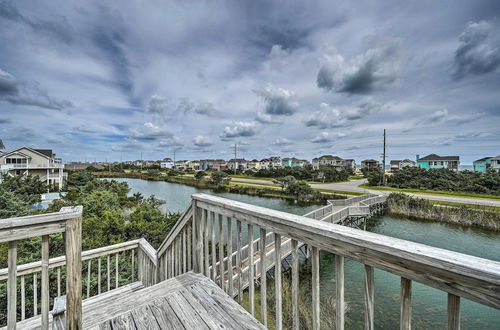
[0, 163, 64, 170]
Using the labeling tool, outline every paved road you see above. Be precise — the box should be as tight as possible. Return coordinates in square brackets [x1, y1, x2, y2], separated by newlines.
[233, 177, 500, 207]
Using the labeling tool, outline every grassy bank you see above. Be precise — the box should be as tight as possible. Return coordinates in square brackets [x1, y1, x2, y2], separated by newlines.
[360, 184, 500, 200]
[94, 171, 340, 204]
[386, 193, 500, 231]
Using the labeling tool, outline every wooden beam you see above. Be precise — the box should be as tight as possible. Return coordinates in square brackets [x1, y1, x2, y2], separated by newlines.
[400, 277, 412, 330]
[65, 212, 82, 330]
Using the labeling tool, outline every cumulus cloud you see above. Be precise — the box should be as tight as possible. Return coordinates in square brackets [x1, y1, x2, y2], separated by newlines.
[158, 136, 183, 147]
[193, 135, 213, 147]
[452, 20, 500, 80]
[255, 111, 279, 124]
[310, 132, 347, 144]
[148, 95, 170, 115]
[220, 121, 258, 139]
[111, 139, 143, 152]
[317, 40, 400, 94]
[304, 101, 380, 129]
[272, 138, 292, 146]
[254, 84, 299, 116]
[178, 98, 217, 116]
[130, 122, 172, 140]
[0, 67, 73, 110]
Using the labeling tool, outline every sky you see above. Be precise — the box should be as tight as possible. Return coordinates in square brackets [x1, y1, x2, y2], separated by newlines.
[0, 0, 499, 164]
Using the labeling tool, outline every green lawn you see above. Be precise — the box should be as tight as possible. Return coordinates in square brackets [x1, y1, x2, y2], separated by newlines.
[359, 184, 500, 200]
[231, 180, 362, 196]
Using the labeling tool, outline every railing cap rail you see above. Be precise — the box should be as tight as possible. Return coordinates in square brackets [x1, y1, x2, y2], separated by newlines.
[0, 205, 82, 230]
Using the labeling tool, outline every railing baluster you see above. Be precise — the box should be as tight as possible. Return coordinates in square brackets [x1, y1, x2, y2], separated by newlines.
[211, 212, 217, 281]
[203, 209, 210, 277]
[227, 217, 233, 296]
[21, 275, 26, 321]
[364, 265, 375, 330]
[115, 253, 119, 288]
[57, 267, 61, 297]
[98, 257, 102, 294]
[260, 228, 267, 327]
[183, 228, 187, 273]
[274, 233, 283, 330]
[193, 203, 201, 273]
[187, 224, 192, 271]
[170, 246, 174, 278]
[291, 239, 299, 330]
[87, 259, 92, 298]
[336, 255, 345, 330]
[218, 214, 224, 290]
[312, 246, 320, 330]
[401, 277, 412, 330]
[41, 235, 50, 330]
[33, 272, 38, 315]
[7, 240, 17, 329]
[448, 294, 460, 330]
[248, 223, 255, 316]
[131, 249, 135, 282]
[107, 255, 111, 291]
[237, 220, 243, 303]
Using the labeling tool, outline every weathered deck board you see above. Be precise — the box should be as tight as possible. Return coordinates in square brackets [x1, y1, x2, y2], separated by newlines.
[9, 273, 264, 330]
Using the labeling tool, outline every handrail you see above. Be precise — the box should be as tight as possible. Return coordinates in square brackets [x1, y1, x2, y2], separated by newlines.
[0, 239, 143, 280]
[192, 193, 500, 310]
[157, 202, 193, 257]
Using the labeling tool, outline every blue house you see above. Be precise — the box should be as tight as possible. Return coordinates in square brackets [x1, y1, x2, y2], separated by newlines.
[473, 157, 492, 173]
[416, 154, 460, 171]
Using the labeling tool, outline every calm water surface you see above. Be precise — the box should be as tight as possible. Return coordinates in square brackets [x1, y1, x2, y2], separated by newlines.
[110, 178, 500, 329]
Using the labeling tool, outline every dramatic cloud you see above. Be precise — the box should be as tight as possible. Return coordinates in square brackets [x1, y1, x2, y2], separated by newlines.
[0, 1, 73, 44]
[220, 121, 258, 139]
[0, 67, 73, 110]
[304, 102, 380, 129]
[317, 40, 400, 94]
[254, 84, 299, 116]
[158, 136, 183, 147]
[255, 111, 279, 124]
[193, 135, 213, 147]
[452, 20, 500, 80]
[311, 132, 333, 144]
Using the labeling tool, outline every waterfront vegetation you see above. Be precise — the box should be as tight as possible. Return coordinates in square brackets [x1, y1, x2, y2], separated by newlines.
[94, 170, 334, 203]
[363, 167, 500, 196]
[247, 166, 352, 183]
[387, 193, 500, 230]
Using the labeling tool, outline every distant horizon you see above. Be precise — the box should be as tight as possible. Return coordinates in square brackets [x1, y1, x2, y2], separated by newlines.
[1, 1, 499, 164]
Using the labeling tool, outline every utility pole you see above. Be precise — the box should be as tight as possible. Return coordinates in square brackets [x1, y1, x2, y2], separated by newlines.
[382, 129, 386, 185]
[173, 151, 176, 169]
[140, 151, 143, 171]
[234, 144, 237, 175]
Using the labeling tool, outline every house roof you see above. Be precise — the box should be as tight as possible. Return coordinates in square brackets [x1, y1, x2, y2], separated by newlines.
[418, 154, 459, 161]
[390, 160, 402, 165]
[362, 159, 379, 163]
[1, 147, 52, 159]
[473, 157, 493, 162]
[489, 155, 500, 160]
[34, 149, 53, 158]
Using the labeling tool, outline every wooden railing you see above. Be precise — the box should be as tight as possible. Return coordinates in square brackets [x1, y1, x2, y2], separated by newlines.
[157, 193, 500, 330]
[0, 238, 157, 327]
[0, 207, 82, 330]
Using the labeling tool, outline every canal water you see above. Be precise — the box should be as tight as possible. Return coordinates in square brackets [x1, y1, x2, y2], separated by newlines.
[109, 178, 500, 329]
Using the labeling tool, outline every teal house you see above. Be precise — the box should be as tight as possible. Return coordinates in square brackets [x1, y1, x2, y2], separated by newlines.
[473, 157, 492, 173]
[281, 157, 308, 168]
[416, 154, 460, 171]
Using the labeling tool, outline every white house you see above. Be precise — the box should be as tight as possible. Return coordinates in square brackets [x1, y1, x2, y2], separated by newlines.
[160, 158, 174, 169]
[0, 147, 65, 190]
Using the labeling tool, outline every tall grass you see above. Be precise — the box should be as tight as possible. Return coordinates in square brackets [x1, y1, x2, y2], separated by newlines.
[386, 193, 500, 231]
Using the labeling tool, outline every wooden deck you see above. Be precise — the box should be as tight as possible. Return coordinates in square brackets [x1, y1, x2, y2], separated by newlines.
[8, 272, 264, 330]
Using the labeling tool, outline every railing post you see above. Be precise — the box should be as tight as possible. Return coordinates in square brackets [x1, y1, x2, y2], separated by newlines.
[193, 201, 202, 273]
[400, 277, 412, 330]
[7, 240, 17, 330]
[336, 255, 345, 330]
[65, 207, 82, 330]
[448, 294, 460, 330]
